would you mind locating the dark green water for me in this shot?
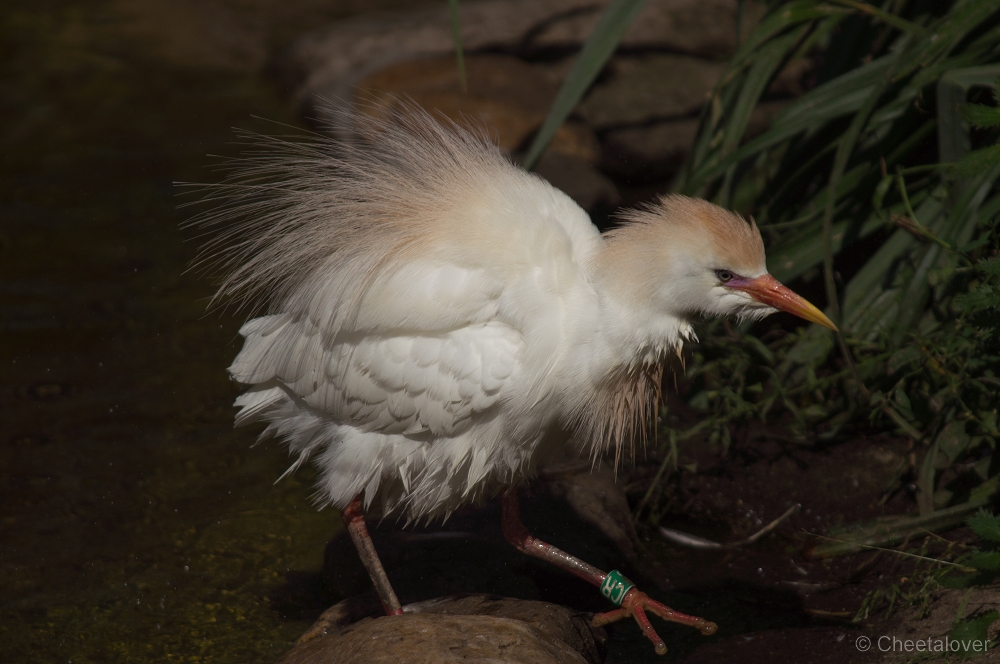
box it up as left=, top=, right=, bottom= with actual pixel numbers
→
left=0, top=2, right=425, bottom=661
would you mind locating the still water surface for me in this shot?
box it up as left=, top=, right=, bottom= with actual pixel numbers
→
left=2, top=2, right=430, bottom=661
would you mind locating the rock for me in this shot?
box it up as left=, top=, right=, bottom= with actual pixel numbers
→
left=532, top=152, right=619, bottom=212
left=543, top=466, right=640, bottom=564
left=278, top=0, right=761, bottom=109
left=531, top=0, right=763, bottom=56
left=315, top=530, right=373, bottom=604
left=601, top=101, right=789, bottom=181
left=745, top=101, right=789, bottom=139
left=350, top=54, right=615, bottom=210
left=281, top=0, right=582, bottom=107
left=355, top=54, right=599, bottom=161
left=280, top=595, right=606, bottom=664
left=602, top=118, right=700, bottom=181
left=769, top=57, right=813, bottom=98
left=578, top=55, right=725, bottom=128
left=307, top=484, right=645, bottom=617
left=106, top=0, right=444, bottom=73
left=539, top=460, right=671, bottom=590
left=274, top=0, right=773, bottom=197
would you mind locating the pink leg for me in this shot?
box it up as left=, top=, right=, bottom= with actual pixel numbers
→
left=501, top=490, right=716, bottom=655
left=342, top=495, right=403, bottom=616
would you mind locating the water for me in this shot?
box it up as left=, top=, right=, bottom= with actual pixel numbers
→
left=1, top=2, right=424, bottom=661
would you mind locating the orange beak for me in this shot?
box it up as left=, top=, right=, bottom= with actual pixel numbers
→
left=732, top=274, right=838, bottom=331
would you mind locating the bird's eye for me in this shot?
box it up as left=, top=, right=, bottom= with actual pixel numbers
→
left=715, top=270, right=735, bottom=283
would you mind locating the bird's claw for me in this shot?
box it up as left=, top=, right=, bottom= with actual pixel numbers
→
left=591, top=587, right=717, bottom=656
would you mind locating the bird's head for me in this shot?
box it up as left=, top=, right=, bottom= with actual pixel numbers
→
left=599, top=195, right=837, bottom=331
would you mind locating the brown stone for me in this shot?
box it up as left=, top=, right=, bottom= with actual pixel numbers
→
left=283, top=0, right=585, bottom=107
left=578, top=55, right=726, bottom=128
left=601, top=101, right=788, bottom=181
left=746, top=101, right=788, bottom=139
left=279, top=0, right=762, bottom=109
left=531, top=0, right=762, bottom=55
left=532, top=152, right=619, bottom=212
left=603, top=119, right=701, bottom=180
left=106, top=0, right=441, bottom=73
left=356, top=55, right=574, bottom=155
left=351, top=54, right=615, bottom=210
left=280, top=595, right=605, bottom=664
left=769, top=58, right=813, bottom=98
left=545, top=466, right=640, bottom=564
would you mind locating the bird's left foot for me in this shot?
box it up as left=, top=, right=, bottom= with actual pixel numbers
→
left=591, top=587, right=717, bottom=655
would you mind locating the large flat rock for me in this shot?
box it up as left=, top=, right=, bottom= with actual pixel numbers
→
left=577, top=55, right=726, bottom=128
left=279, top=595, right=605, bottom=664
left=279, top=0, right=760, bottom=107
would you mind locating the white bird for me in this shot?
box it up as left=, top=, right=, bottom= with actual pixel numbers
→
left=192, top=106, right=836, bottom=655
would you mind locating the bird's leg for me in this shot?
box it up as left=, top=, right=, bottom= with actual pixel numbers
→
left=501, top=490, right=716, bottom=655
left=342, top=495, right=403, bottom=616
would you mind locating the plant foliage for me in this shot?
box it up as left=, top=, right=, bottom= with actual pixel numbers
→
left=522, top=0, right=647, bottom=170
left=943, top=508, right=1000, bottom=587
left=527, top=0, right=1000, bottom=524
left=663, top=0, right=1000, bottom=517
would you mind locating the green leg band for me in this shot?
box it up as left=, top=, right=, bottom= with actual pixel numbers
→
left=599, top=569, right=635, bottom=606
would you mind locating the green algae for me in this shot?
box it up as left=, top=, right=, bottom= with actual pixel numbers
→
left=1, top=469, right=335, bottom=663
left=0, top=1, right=393, bottom=661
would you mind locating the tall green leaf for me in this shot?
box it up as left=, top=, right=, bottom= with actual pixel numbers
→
left=447, top=0, right=467, bottom=93
left=522, top=0, right=647, bottom=170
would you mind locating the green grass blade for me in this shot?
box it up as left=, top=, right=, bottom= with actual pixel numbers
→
left=681, top=9, right=846, bottom=191
left=898, top=1, right=1000, bottom=80
left=768, top=214, right=885, bottom=284
left=828, top=0, right=928, bottom=37
left=820, top=69, right=891, bottom=325
left=722, top=31, right=805, bottom=157
left=893, top=243, right=943, bottom=339
left=961, top=103, right=1000, bottom=128
left=522, top=0, right=647, bottom=170
left=939, top=65, right=1000, bottom=163
left=805, top=496, right=996, bottom=558
left=951, top=144, right=1000, bottom=178
left=837, top=176, right=986, bottom=340
left=447, top=0, right=467, bottom=93
left=728, top=1, right=846, bottom=70
left=968, top=508, right=1000, bottom=543
left=846, top=287, right=905, bottom=340
left=934, top=64, right=1000, bottom=94
left=685, top=55, right=895, bottom=190
left=715, top=27, right=808, bottom=204
left=942, top=158, right=1000, bottom=251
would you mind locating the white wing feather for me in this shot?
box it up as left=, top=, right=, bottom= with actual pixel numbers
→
left=212, top=107, right=601, bottom=519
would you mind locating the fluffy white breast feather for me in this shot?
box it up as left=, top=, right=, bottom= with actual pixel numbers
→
left=190, top=107, right=757, bottom=521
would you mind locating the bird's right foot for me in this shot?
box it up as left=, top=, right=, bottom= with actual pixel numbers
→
left=591, top=587, right=717, bottom=655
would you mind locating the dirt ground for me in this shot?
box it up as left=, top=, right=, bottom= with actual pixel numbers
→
left=271, top=426, right=998, bottom=662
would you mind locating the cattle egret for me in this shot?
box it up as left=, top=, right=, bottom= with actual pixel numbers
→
left=193, top=106, right=837, bottom=655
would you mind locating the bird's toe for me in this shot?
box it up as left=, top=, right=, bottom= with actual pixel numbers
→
left=591, top=587, right=716, bottom=655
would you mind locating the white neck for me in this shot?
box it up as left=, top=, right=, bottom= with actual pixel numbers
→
left=570, top=246, right=696, bottom=384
